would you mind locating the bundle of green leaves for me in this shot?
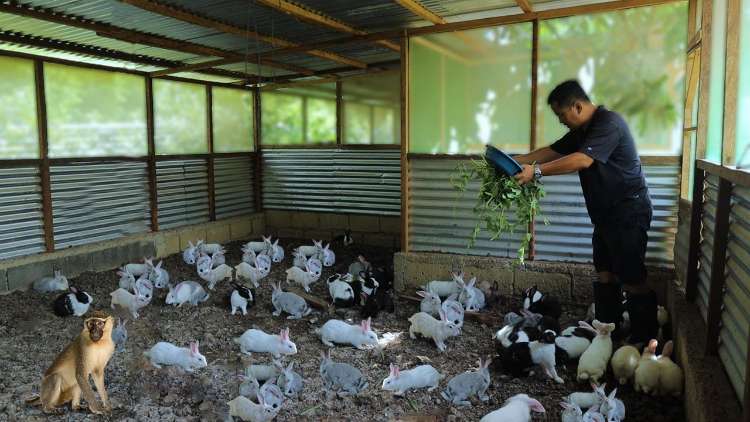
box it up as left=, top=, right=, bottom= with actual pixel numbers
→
left=451, top=158, right=546, bottom=264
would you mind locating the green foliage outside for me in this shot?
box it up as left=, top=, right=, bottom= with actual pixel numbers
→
left=153, top=79, right=208, bottom=155
left=261, top=91, right=303, bottom=144
left=0, top=56, right=38, bottom=158
left=213, top=87, right=254, bottom=153
left=738, top=1, right=750, bottom=168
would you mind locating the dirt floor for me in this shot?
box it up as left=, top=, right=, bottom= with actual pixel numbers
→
left=0, top=238, right=685, bottom=421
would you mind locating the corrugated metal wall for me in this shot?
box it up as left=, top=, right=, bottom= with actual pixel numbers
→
left=696, top=174, right=719, bottom=321
left=0, top=167, right=46, bottom=259
left=51, top=161, right=150, bottom=249
left=719, top=185, right=750, bottom=400
left=408, top=158, right=679, bottom=265
left=262, top=148, right=401, bottom=215
left=214, top=156, right=255, bottom=220
left=156, top=159, right=210, bottom=230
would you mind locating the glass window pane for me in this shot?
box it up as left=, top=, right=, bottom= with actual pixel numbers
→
left=706, top=0, right=727, bottom=162
left=154, top=79, right=207, bottom=155
left=261, top=91, right=303, bottom=144
left=45, top=63, right=146, bottom=157
left=537, top=4, right=688, bottom=155
left=0, top=56, right=38, bottom=158
left=342, top=71, right=400, bottom=144
left=307, top=97, right=336, bottom=142
left=735, top=0, right=750, bottom=168
left=212, top=87, right=254, bottom=152
left=409, top=23, right=533, bottom=154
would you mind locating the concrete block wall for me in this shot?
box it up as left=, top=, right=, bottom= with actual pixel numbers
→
left=0, top=213, right=265, bottom=293
left=264, top=210, right=400, bottom=249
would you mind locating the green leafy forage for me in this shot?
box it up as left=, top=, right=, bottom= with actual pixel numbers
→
left=451, top=158, right=546, bottom=264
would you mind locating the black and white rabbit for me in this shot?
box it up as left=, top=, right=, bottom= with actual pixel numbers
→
left=522, top=285, right=562, bottom=320
left=495, top=329, right=564, bottom=384
left=52, top=286, right=92, bottom=317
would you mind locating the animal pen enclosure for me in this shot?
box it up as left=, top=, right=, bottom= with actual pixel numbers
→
left=0, top=0, right=747, bottom=421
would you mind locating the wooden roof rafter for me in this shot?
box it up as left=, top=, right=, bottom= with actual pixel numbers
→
left=254, top=0, right=401, bottom=51
left=118, top=0, right=368, bottom=73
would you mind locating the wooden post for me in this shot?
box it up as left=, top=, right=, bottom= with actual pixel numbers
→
left=206, top=85, right=216, bottom=221
left=400, top=31, right=410, bottom=253
left=253, top=88, right=263, bottom=212
left=704, top=176, right=732, bottom=355
left=528, top=19, right=539, bottom=261
left=685, top=167, right=706, bottom=301
left=145, top=76, right=159, bottom=231
left=721, top=0, right=740, bottom=166
left=336, top=80, right=343, bottom=146
left=35, top=60, right=54, bottom=252
left=695, top=0, right=713, bottom=160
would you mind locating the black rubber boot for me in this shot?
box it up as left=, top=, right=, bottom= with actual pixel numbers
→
left=626, top=290, right=659, bottom=346
left=593, top=281, right=624, bottom=340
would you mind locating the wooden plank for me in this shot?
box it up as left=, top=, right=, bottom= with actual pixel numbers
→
left=252, top=60, right=400, bottom=87
left=253, top=89, right=263, bottom=213
left=336, top=81, right=343, bottom=146
left=146, top=77, right=159, bottom=232
left=704, top=177, right=732, bottom=355
left=696, top=0, right=713, bottom=160
left=722, top=0, right=740, bottom=166
left=120, top=0, right=365, bottom=69
left=400, top=33, right=410, bottom=253
left=150, top=58, right=243, bottom=77
left=697, top=159, right=750, bottom=187
left=0, top=159, right=42, bottom=168
left=260, top=143, right=340, bottom=150
left=685, top=167, right=706, bottom=301
left=47, top=156, right=148, bottom=164
left=516, top=0, right=534, bottom=14
left=35, top=60, right=54, bottom=252
left=394, top=0, right=445, bottom=24
left=255, top=0, right=400, bottom=52
left=640, top=156, right=683, bottom=165
left=206, top=86, right=216, bottom=222
left=528, top=20, right=539, bottom=261
left=687, top=0, right=697, bottom=37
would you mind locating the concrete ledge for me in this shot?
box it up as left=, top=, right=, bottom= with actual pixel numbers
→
left=0, top=213, right=264, bottom=294
left=667, top=281, right=742, bottom=422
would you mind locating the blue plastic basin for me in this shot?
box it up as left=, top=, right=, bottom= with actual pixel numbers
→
left=485, top=145, right=522, bottom=176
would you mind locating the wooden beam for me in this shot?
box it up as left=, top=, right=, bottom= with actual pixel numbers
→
left=255, top=0, right=400, bottom=52
left=528, top=20, right=539, bottom=260
left=516, top=0, right=535, bottom=14
left=206, top=86, right=216, bottom=222
left=150, top=58, right=242, bottom=77
left=251, top=59, right=400, bottom=87
left=336, top=81, right=343, bottom=145
left=253, top=89, right=263, bottom=212
left=400, top=33, right=410, bottom=253
left=704, top=176, right=732, bottom=355
left=119, top=0, right=367, bottom=69
left=34, top=60, right=54, bottom=252
left=145, top=77, right=159, bottom=232
left=394, top=0, right=446, bottom=24
left=696, top=0, right=713, bottom=160
left=722, top=0, right=740, bottom=166
left=697, top=159, right=750, bottom=187
left=684, top=167, right=706, bottom=302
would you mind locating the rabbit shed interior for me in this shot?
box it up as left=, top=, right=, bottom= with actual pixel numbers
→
left=0, top=0, right=748, bottom=421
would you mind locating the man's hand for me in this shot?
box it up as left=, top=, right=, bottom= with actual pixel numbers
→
left=514, top=164, right=535, bottom=185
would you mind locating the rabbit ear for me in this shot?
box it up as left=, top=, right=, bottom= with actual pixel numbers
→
left=438, top=310, right=446, bottom=321
left=662, top=340, right=674, bottom=357
left=560, top=401, right=573, bottom=410
left=189, top=342, right=197, bottom=354
left=416, top=291, right=427, bottom=298
left=468, top=277, right=476, bottom=287
left=188, top=241, right=194, bottom=248
left=287, top=362, right=294, bottom=372
left=256, top=391, right=266, bottom=406
left=393, top=365, right=400, bottom=377
left=608, top=388, right=617, bottom=401
left=366, top=317, right=371, bottom=330
left=525, top=397, right=545, bottom=413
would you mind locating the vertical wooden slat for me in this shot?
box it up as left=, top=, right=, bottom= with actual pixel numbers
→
left=528, top=19, right=539, bottom=261
left=685, top=167, right=706, bottom=301
left=705, top=176, right=732, bottom=355
left=400, top=32, right=410, bottom=253
left=336, top=80, right=343, bottom=145
left=253, top=88, right=263, bottom=212
left=721, top=0, right=740, bottom=165
left=35, top=60, right=54, bottom=252
left=695, top=0, right=713, bottom=160
left=145, top=76, right=159, bottom=232
left=206, top=86, right=216, bottom=221
left=687, top=0, right=698, bottom=39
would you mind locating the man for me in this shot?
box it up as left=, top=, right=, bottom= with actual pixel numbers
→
left=512, top=80, right=657, bottom=345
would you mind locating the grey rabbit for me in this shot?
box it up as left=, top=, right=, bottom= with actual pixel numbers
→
left=275, top=361, right=304, bottom=397
left=441, top=357, right=491, bottom=406
left=319, top=349, right=368, bottom=397
left=271, top=282, right=312, bottom=319
left=258, top=378, right=285, bottom=411
left=111, top=318, right=128, bottom=352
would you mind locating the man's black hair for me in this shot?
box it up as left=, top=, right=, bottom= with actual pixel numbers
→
left=547, top=80, right=591, bottom=108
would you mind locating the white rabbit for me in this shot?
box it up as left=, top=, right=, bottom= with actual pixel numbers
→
left=285, top=262, right=317, bottom=292
left=455, top=275, right=485, bottom=311
left=556, top=324, right=595, bottom=361
left=144, top=341, right=207, bottom=372
left=133, top=276, right=153, bottom=302
left=196, top=253, right=213, bottom=277
left=441, top=293, right=465, bottom=330
left=598, top=387, right=625, bottom=422
left=230, top=283, right=254, bottom=316
left=577, top=320, right=615, bottom=384
left=227, top=394, right=279, bottom=422
left=183, top=240, right=202, bottom=265
left=117, top=267, right=136, bottom=290
left=381, top=363, right=442, bottom=396
left=245, top=236, right=272, bottom=254
left=255, top=254, right=272, bottom=276
left=238, top=374, right=260, bottom=399
left=305, top=257, right=323, bottom=279
left=165, top=281, right=210, bottom=307
left=111, top=318, right=127, bottom=352
left=565, top=382, right=606, bottom=410
left=441, top=358, right=491, bottom=406
left=197, top=240, right=222, bottom=255
left=424, top=272, right=462, bottom=298
left=634, top=339, right=660, bottom=395
left=560, top=401, right=583, bottom=422
left=243, top=246, right=260, bottom=266
left=417, top=290, right=442, bottom=315
left=293, top=249, right=308, bottom=269
left=147, top=260, right=170, bottom=288
left=408, top=310, right=461, bottom=352
left=657, top=305, right=669, bottom=342
left=258, top=378, right=284, bottom=411
left=319, top=349, right=368, bottom=397
left=199, top=263, right=233, bottom=290
left=479, top=393, right=546, bottom=422
left=271, top=282, right=312, bottom=319
left=327, top=274, right=355, bottom=307
left=316, top=317, right=378, bottom=349
left=656, top=340, right=683, bottom=397
left=234, top=328, right=297, bottom=358
left=275, top=361, right=304, bottom=397
left=611, top=344, right=640, bottom=385
left=33, top=270, right=69, bottom=293
left=297, top=240, right=322, bottom=257
left=245, top=359, right=282, bottom=382
left=110, top=288, right=150, bottom=319
left=235, top=262, right=265, bottom=288
left=582, top=405, right=607, bottom=422
left=211, top=250, right=226, bottom=267
left=267, top=238, right=284, bottom=263
left=125, top=257, right=152, bottom=277
left=315, top=243, right=335, bottom=267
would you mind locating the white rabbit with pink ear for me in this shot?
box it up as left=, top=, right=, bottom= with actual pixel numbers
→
left=143, top=341, right=207, bottom=372
left=560, top=401, right=583, bottom=422
left=183, top=240, right=201, bottom=265
left=577, top=320, right=616, bottom=384
left=117, top=267, right=136, bottom=290
left=125, top=257, right=153, bottom=277
left=234, top=328, right=298, bottom=358
left=315, top=242, right=335, bottom=267
left=33, top=269, right=69, bottom=293
left=285, top=261, right=318, bottom=292
left=479, top=394, right=546, bottom=422
left=381, top=364, right=442, bottom=396
left=408, top=310, right=461, bottom=352
left=417, top=290, right=442, bottom=315
left=110, top=287, right=150, bottom=319
left=656, top=340, right=683, bottom=397
left=147, top=260, right=170, bottom=289
left=228, top=393, right=279, bottom=422
left=315, top=317, right=378, bottom=349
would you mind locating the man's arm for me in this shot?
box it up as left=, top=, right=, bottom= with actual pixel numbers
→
left=514, top=152, right=594, bottom=184
left=513, top=147, right=563, bottom=165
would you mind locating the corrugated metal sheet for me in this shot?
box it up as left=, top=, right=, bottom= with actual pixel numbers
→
left=696, top=174, right=719, bottom=321
left=409, top=159, right=679, bottom=264
left=719, top=185, right=750, bottom=401
left=0, top=167, right=46, bottom=260
left=262, top=148, right=400, bottom=215
left=214, top=156, right=255, bottom=219
left=50, top=161, right=150, bottom=249
left=156, top=159, right=210, bottom=229
left=535, top=165, right=679, bottom=264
